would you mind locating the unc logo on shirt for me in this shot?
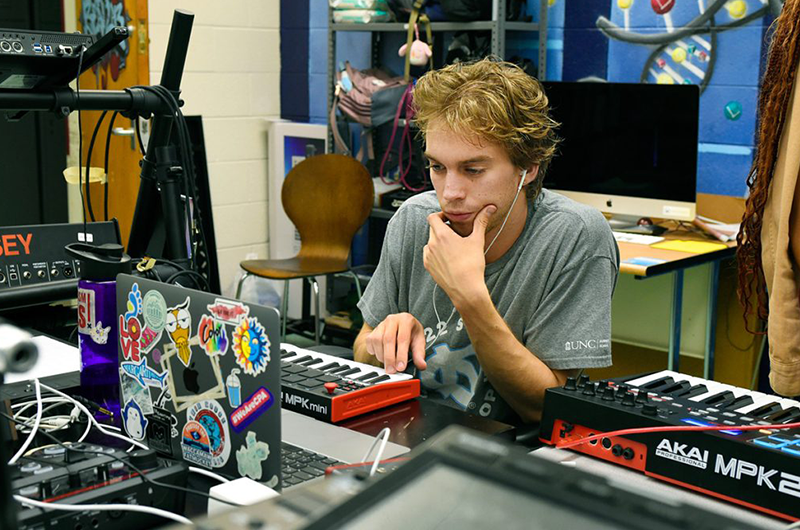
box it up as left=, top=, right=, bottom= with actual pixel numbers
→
left=419, top=343, right=481, bottom=410
left=565, top=339, right=610, bottom=351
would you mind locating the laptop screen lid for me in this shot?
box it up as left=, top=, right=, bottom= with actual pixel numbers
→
left=115, top=274, right=281, bottom=487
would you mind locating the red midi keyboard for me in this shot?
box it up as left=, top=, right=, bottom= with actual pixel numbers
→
left=280, top=344, right=420, bottom=423
left=540, top=370, right=800, bottom=521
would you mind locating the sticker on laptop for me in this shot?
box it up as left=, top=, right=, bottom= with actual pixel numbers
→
left=164, top=297, right=200, bottom=367
left=198, top=314, right=229, bottom=356
left=119, top=314, right=143, bottom=362
left=181, top=420, right=213, bottom=468
left=226, top=369, right=242, bottom=408
left=124, top=283, right=143, bottom=321
left=230, top=387, right=274, bottom=433
left=186, top=400, right=231, bottom=468
left=232, top=317, right=271, bottom=376
left=147, top=407, right=178, bottom=457
left=142, top=290, right=167, bottom=333
left=236, top=431, right=270, bottom=481
left=207, top=298, right=249, bottom=324
left=139, top=326, right=162, bottom=354
left=120, top=374, right=154, bottom=415
left=161, top=346, right=225, bottom=413
left=120, top=357, right=168, bottom=389
left=122, top=399, right=148, bottom=441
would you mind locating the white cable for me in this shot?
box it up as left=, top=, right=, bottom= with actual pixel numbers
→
left=784, top=520, right=800, bottom=530
left=189, top=466, right=230, bottom=483
left=9, top=379, right=42, bottom=465
left=14, top=495, right=193, bottom=526
left=360, top=427, right=391, bottom=477
left=38, top=382, right=148, bottom=450
left=12, top=396, right=70, bottom=411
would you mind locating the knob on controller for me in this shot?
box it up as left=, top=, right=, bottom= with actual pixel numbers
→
left=324, top=382, right=338, bottom=395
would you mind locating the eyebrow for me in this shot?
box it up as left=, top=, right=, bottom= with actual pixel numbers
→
left=424, top=154, right=493, bottom=165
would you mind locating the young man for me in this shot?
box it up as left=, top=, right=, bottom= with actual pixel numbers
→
left=354, top=59, right=619, bottom=424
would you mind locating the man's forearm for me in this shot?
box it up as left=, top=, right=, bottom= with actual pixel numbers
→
left=454, top=290, right=566, bottom=423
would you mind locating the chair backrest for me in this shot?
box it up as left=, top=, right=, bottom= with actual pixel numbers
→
left=282, top=154, right=374, bottom=263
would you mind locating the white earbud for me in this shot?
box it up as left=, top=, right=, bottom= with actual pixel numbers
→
left=517, top=168, right=528, bottom=191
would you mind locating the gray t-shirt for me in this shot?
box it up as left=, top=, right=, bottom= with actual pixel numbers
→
left=357, top=189, right=619, bottom=424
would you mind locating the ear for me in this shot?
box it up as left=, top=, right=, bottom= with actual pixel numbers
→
left=398, top=43, right=408, bottom=57
left=523, top=165, right=539, bottom=186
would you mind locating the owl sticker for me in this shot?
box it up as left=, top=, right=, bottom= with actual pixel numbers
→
left=166, top=297, right=193, bottom=366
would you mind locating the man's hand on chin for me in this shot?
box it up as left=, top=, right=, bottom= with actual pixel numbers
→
left=423, top=204, right=496, bottom=305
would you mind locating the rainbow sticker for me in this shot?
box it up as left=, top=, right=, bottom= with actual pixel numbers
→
left=232, top=317, right=271, bottom=376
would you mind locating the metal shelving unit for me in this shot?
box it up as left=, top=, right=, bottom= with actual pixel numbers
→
left=326, top=0, right=549, bottom=152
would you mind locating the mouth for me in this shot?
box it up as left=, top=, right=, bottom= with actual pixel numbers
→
left=445, top=211, right=473, bottom=223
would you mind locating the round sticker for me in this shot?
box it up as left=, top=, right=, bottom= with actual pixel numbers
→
left=143, top=290, right=167, bottom=333
left=187, top=400, right=231, bottom=468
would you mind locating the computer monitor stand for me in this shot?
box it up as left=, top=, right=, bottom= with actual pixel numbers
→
left=607, top=215, right=668, bottom=236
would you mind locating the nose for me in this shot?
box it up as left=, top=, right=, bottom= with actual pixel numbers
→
left=440, top=172, right=467, bottom=202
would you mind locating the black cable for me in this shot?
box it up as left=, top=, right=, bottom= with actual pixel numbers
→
left=85, top=110, right=108, bottom=222
left=103, top=111, right=119, bottom=222
left=131, top=85, right=211, bottom=287
left=0, top=410, right=240, bottom=507
left=134, top=116, right=145, bottom=156
left=76, top=47, right=86, bottom=237
left=164, top=269, right=210, bottom=290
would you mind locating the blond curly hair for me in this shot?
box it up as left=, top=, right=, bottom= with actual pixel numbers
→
left=412, top=57, right=560, bottom=200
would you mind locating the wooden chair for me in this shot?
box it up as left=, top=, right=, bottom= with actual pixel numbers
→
left=236, top=154, right=373, bottom=344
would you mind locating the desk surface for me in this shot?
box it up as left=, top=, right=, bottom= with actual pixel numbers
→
left=340, top=397, right=516, bottom=449
left=618, top=230, right=736, bottom=277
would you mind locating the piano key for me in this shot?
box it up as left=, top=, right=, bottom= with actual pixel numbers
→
left=317, top=362, right=340, bottom=372
left=675, top=384, right=708, bottom=398
left=625, top=370, right=680, bottom=388
left=698, top=390, right=734, bottom=406
left=300, top=358, right=323, bottom=366
left=749, top=402, right=785, bottom=419
left=765, top=407, right=800, bottom=424
left=370, top=375, right=391, bottom=383
left=659, top=380, right=692, bottom=395
left=282, top=349, right=298, bottom=359
left=641, top=376, right=676, bottom=391
left=292, top=355, right=313, bottom=365
left=327, top=365, right=352, bottom=374
left=356, top=372, right=380, bottom=382
left=779, top=408, right=800, bottom=424
left=717, top=394, right=754, bottom=411
left=339, top=367, right=361, bottom=377
left=735, top=395, right=783, bottom=415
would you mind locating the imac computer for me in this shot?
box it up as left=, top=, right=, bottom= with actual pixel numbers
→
left=541, top=81, right=699, bottom=233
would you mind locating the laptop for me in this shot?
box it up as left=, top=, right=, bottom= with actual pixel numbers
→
left=115, top=274, right=407, bottom=490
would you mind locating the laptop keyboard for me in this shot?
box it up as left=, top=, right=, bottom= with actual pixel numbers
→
left=281, top=442, right=344, bottom=489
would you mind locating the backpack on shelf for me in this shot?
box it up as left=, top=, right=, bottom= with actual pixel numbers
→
left=330, top=62, right=408, bottom=161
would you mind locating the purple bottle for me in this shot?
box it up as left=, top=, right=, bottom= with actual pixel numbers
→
left=66, top=243, right=131, bottom=425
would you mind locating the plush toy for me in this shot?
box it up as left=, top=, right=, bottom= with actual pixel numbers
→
left=398, top=24, right=432, bottom=66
